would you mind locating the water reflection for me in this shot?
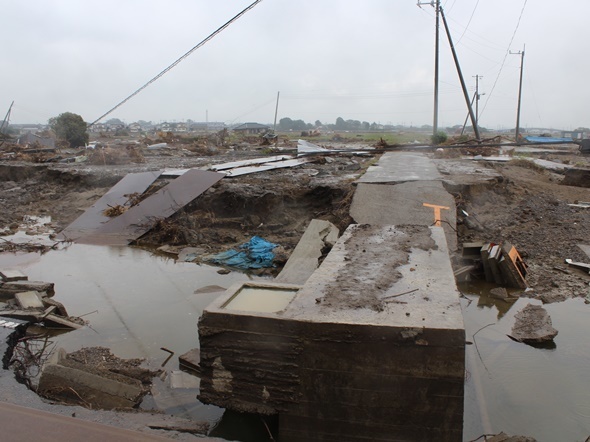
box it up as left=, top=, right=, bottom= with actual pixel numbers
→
left=460, top=281, right=520, bottom=319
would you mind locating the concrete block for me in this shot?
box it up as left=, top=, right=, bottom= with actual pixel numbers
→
left=276, top=219, right=339, bottom=285
left=0, top=270, right=28, bottom=282
left=0, top=281, right=55, bottom=298
left=38, top=349, right=143, bottom=410
left=14, top=291, right=44, bottom=309
left=198, top=225, right=465, bottom=441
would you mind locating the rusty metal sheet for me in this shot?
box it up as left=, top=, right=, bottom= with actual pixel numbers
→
left=57, top=171, right=162, bottom=242
left=77, top=169, right=224, bottom=246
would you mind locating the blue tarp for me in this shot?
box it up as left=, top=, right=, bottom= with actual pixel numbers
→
left=525, top=136, right=573, bottom=144
left=207, top=236, right=278, bottom=270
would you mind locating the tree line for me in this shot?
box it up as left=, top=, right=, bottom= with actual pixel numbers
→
left=278, top=117, right=390, bottom=132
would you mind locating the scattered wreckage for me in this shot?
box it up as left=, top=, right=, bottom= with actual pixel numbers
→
left=0, top=270, right=83, bottom=330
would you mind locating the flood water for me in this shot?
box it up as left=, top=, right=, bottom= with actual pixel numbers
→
left=461, top=281, right=590, bottom=441
left=2, top=238, right=590, bottom=441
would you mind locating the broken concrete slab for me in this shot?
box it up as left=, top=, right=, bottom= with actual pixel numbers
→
left=357, top=152, right=442, bottom=184
left=57, top=171, right=162, bottom=242
left=0, top=281, right=55, bottom=299
left=0, top=270, right=28, bottom=282
left=15, top=291, right=44, bottom=309
left=178, top=348, right=201, bottom=377
left=77, top=169, right=224, bottom=246
left=510, top=304, right=558, bottom=345
left=276, top=219, right=339, bottom=285
left=199, top=225, right=465, bottom=441
left=37, top=348, right=153, bottom=410
left=350, top=180, right=457, bottom=251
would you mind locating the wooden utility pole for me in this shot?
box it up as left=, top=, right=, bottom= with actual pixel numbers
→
left=511, top=46, right=525, bottom=143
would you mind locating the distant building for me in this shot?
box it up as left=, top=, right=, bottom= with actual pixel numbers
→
left=128, top=122, right=142, bottom=133
left=232, top=122, right=270, bottom=135
left=17, top=132, right=55, bottom=148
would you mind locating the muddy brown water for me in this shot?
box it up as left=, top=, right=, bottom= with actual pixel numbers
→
left=2, top=241, right=590, bottom=441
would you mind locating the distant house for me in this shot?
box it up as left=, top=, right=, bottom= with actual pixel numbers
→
left=128, top=123, right=142, bottom=133
left=233, top=122, right=270, bottom=135
left=17, top=132, right=55, bottom=148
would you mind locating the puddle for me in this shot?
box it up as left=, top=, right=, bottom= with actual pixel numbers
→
left=461, top=281, right=590, bottom=441
left=223, top=285, right=298, bottom=313
left=0, top=242, right=268, bottom=439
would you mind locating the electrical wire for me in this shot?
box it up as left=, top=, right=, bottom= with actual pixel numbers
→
left=479, top=0, right=528, bottom=119
left=455, top=0, right=480, bottom=44
left=89, top=0, right=264, bottom=127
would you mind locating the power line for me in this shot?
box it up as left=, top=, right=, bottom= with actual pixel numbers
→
left=480, top=0, right=528, bottom=119
left=89, top=0, right=264, bottom=127
left=455, top=0, right=480, bottom=44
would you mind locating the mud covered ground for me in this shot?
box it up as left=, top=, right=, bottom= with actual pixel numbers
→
left=451, top=155, right=590, bottom=303
left=1, top=140, right=589, bottom=300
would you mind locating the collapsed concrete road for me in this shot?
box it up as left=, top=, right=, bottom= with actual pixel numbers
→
left=198, top=152, right=466, bottom=441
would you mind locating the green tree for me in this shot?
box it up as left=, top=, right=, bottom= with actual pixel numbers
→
left=49, top=112, right=89, bottom=147
left=278, top=117, right=294, bottom=130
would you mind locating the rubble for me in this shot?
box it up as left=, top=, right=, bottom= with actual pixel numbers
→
left=461, top=241, right=527, bottom=289
left=509, top=304, right=558, bottom=346
left=0, top=270, right=84, bottom=329
left=37, top=347, right=160, bottom=410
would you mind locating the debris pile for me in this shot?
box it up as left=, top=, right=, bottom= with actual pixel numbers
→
left=0, top=270, right=84, bottom=330
left=460, top=241, right=527, bottom=289
left=37, top=347, right=160, bottom=410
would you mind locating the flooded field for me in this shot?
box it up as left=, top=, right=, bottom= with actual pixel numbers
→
left=1, top=240, right=590, bottom=441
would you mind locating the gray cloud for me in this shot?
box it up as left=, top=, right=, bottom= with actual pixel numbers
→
left=2, top=0, right=588, bottom=130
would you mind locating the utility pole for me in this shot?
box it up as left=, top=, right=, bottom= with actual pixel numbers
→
left=417, top=0, right=440, bottom=138
left=473, top=75, right=483, bottom=128
left=273, top=91, right=280, bottom=148
left=461, top=76, right=484, bottom=136
left=0, top=101, right=14, bottom=134
left=511, top=46, right=525, bottom=143
left=440, top=6, right=480, bottom=141
left=273, top=91, right=280, bottom=133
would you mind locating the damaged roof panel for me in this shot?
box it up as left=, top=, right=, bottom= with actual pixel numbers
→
left=77, top=169, right=224, bottom=246
left=57, top=171, right=162, bottom=242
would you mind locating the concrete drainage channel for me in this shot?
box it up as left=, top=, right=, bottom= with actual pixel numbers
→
left=1, top=147, right=590, bottom=441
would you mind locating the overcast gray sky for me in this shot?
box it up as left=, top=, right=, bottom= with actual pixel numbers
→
left=2, top=0, right=588, bottom=130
